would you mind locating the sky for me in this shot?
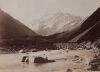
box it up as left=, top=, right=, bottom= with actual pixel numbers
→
left=0, top=0, right=100, bottom=28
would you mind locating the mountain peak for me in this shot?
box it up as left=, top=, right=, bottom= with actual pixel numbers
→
left=32, top=11, right=82, bottom=36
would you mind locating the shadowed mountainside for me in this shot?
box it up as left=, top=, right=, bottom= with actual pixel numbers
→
left=70, top=7, right=100, bottom=42
left=0, top=9, right=39, bottom=48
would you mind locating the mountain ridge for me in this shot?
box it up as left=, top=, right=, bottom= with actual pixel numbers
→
left=32, top=11, right=82, bottom=36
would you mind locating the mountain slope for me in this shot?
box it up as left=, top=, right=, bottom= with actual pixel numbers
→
left=0, top=9, right=38, bottom=46
left=78, top=21, right=100, bottom=42
left=69, top=7, right=100, bottom=42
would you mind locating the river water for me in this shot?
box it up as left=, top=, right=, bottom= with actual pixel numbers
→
left=0, top=54, right=68, bottom=72
left=0, top=50, right=92, bottom=72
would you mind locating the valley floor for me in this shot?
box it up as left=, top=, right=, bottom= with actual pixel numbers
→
left=0, top=49, right=99, bottom=72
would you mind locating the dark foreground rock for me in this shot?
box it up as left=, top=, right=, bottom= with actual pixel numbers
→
left=34, top=57, right=55, bottom=63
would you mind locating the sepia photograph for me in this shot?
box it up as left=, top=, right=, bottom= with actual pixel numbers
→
left=0, top=0, right=100, bottom=72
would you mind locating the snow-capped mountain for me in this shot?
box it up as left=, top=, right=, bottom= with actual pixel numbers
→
left=32, top=11, right=83, bottom=36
